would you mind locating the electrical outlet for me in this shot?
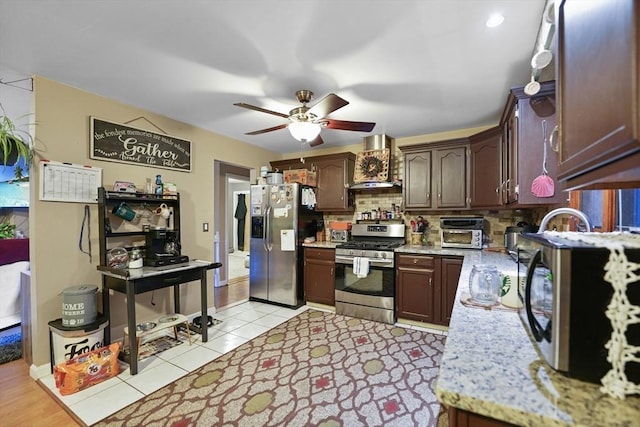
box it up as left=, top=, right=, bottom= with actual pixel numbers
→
left=203, top=222, right=209, bottom=232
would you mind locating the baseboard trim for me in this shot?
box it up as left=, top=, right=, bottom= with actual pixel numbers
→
left=30, top=362, right=51, bottom=380
left=227, top=275, right=249, bottom=286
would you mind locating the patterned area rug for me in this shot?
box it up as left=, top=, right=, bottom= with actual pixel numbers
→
left=95, top=310, right=447, bottom=427
left=0, top=331, right=22, bottom=365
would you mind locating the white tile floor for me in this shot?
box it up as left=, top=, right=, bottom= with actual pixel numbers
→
left=39, top=301, right=447, bottom=425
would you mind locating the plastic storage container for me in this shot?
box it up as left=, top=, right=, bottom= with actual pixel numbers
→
left=61, top=285, right=98, bottom=327
left=48, top=315, right=108, bottom=371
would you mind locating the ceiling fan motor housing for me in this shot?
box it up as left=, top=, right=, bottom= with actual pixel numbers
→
left=295, top=90, right=313, bottom=104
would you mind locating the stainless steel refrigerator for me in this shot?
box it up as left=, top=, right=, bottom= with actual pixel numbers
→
left=249, top=183, right=321, bottom=308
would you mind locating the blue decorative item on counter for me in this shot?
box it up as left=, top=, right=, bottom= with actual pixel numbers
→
left=155, top=174, right=163, bottom=195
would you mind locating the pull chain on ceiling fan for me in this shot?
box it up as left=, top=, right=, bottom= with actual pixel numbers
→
left=234, top=90, right=375, bottom=147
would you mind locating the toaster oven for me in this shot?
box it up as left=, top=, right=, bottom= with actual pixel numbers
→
left=330, top=229, right=350, bottom=243
left=440, top=216, right=484, bottom=249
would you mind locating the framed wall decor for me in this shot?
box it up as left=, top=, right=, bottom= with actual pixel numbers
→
left=90, top=117, right=192, bottom=172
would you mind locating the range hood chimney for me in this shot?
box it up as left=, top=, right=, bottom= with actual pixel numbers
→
left=350, top=134, right=400, bottom=190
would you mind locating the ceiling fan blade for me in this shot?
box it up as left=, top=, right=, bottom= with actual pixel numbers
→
left=309, top=135, right=324, bottom=147
left=234, top=102, right=290, bottom=119
left=307, top=93, right=349, bottom=118
left=324, top=119, right=376, bottom=133
left=245, top=123, right=288, bottom=135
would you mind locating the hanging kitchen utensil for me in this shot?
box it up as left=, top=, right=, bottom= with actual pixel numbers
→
left=531, top=120, right=555, bottom=197
left=524, top=75, right=541, bottom=96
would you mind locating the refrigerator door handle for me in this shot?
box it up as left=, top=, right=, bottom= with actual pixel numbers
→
left=262, top=205, right=269, bottom=252
left=265, top=205, right=273, bottom=251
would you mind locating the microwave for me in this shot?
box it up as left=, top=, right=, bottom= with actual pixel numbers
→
left=440, top=216, right=483, bottom=249
left=517, top=232, right=640, bottom=386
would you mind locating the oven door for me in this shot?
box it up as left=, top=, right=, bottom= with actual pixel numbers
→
left=334, top=256, right=394, bottom=298
left=334, top=255, right=395, bottom=323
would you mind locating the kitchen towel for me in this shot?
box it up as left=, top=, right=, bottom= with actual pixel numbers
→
left=353, top=256, right=370, bottom=278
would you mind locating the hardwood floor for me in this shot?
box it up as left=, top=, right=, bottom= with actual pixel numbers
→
left=0, top=359, right=81, bottom=426
left=0, top=278, right=250, bottom=426
left=214, top=276, right=249, bottom=309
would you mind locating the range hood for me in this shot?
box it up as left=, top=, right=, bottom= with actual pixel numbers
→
left=350, top=134, right=401, bottom=190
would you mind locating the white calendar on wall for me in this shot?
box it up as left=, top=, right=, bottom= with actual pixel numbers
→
left=39, top=160, right=102, bottom=203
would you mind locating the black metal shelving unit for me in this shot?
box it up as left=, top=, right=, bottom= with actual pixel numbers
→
left=97, top=187, right=182, bottom=265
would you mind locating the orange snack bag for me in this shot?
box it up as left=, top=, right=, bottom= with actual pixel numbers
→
left=53, top=342, right=121, bottom=395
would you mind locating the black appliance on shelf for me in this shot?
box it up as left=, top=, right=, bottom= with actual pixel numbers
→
left=144, top=229, right=189, bottom=267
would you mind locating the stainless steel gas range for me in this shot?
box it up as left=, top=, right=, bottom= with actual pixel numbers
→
left=334, top=223, right=405, bottom=324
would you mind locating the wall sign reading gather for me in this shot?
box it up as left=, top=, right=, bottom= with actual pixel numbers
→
left=90, top=117, right=192, bottom=172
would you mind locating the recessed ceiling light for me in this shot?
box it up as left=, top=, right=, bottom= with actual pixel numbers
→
left=486, top=13, right=504, bottom=28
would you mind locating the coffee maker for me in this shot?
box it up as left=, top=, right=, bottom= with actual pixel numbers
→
left=144, top=229, right=189, bottom=267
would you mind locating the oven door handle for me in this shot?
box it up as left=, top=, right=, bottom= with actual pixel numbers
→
left=335, top=255, right=394, bottom=267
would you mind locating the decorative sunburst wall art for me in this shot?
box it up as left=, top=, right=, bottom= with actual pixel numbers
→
left=354, top=148, right=390, bottom=183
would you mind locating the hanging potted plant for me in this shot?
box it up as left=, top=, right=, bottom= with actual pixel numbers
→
left=0, top=110, right=33, bottom=166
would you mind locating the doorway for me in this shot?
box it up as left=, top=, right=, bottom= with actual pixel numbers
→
left=228, top=183, right=250, bottom=282
left=213, top=161, right=252, bottom=308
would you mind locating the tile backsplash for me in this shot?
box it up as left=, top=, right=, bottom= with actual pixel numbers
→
left=322, top=192, right=559, bottom=247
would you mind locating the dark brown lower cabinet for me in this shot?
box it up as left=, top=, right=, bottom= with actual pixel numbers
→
left=396, top=254, right=463, bottom=326
left=448, top=406, right=516, bottom=427
left=303, top=248, right=335, bottom=305
left=396, top=254, right=437, bottom=323
left=440, top=256, right=463, bottom=324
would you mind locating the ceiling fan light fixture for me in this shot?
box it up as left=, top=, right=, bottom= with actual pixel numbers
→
left=288, top=121, right=321, bottom=142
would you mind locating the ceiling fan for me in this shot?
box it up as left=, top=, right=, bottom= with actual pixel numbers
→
left=234, top=90, right=376, bottom=147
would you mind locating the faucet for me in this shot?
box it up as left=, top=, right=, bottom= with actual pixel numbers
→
left=537, top=207, right=592, bottom=233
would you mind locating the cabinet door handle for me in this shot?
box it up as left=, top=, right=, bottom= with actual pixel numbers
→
left=330, top=267, right=334, bottom=276
left=549, top=125, right=559, bottom=153
left=429, top=277, right=432, bottom=286
left=413, top=258, right=418, bottom=264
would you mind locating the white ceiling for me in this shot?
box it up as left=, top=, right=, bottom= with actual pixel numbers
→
left=0, top=0, right=548, bottom=153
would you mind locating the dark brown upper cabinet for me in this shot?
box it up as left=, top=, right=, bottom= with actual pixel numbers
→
left=499, top=81, right=568, bottom=206
left=556, top=0, right=640, bottom=190
left=314, top=153, right=355, bottom=212
left=271, top=152, right=355, bottom=212
left=469, top=127, right=503, bottom=208
left=401, top=139, right=469, bottom=211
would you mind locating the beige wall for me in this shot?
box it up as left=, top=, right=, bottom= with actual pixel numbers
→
left=28, top=77, right=279, bottom=368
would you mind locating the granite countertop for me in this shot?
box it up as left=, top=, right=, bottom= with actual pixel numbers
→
left=302, top=241, right=339, bottom=249
left=97, top=259, right=220, bottom=279
left=434, top=250, right=640, bottom=426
